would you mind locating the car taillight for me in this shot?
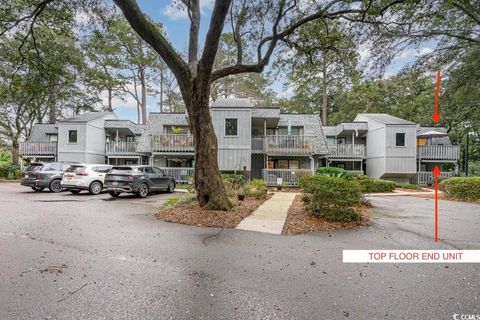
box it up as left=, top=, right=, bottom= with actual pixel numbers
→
left=75, top=168, right=89, bottom=176
left=35, top=172, right=40, bottom=179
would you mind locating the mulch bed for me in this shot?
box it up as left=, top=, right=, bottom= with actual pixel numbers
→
left=156, top=195, right=271, bottom=228
left=281, top=195, right=370, bottom=235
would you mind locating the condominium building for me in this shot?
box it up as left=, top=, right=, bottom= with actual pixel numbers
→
left=20, top=99, right=460, bottom=185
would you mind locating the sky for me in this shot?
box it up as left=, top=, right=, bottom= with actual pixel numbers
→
left=107, top=0, right=431, bottom=122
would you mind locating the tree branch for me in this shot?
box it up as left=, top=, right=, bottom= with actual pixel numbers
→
left=187, top=0, right=200, bottom=70
left=113, top=0, right=190, bottom=86
left=198, top=0, right=232, bottom=79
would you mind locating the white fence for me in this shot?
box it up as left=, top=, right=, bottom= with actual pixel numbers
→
left=19, top=142, right=57, bottom=156
left=151, top=134, right=194, bottom=152
left=261, top=168, right=313, bottom=186
left=328, top=144, right=366, bottom=158
left=410, top=171, right=456, bottom=185
left=417, top=145, right=460, bottom=160
left=159, top=167, right=194, bottom=184
left=105, top=142, right=139, bottom=154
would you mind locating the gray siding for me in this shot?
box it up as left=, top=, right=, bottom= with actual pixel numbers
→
left=212, top=108, right=252, bottom=170
left=57, top=123, right=88, bottom=163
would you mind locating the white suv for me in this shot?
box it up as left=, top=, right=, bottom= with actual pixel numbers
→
left=61, top=164, right=112, bottom=195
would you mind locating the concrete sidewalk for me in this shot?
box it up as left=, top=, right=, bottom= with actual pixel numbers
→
left=235, top=192, right=298, bottom=234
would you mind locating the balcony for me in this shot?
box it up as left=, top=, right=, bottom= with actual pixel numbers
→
left=417, top=145, right=460, bottom=161
left=150, top=134, right=194, bottom=153
left=410, top=171, right=456, bottom=185
left=253, top=135, right=316, bottom=155
left=19, top=142, right=57, bottom=156
left=328, top=144, right=366, bottom=159
left=105, top=142, right=141, bottom=155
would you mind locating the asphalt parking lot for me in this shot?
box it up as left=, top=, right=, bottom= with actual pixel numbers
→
left=1, top=183, right=479, bottom=319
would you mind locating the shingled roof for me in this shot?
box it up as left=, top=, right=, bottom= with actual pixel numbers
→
left=357, top=113, right=416, bottom=125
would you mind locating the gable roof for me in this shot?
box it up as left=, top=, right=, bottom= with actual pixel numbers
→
left=356, top=113, right=416, bottom=125
left=59, top=111, right=115, bottom=123
left=28, top=123, right=58, bottom=142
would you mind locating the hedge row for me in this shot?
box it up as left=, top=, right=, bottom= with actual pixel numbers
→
left=0, top=165, right=21, bottom=180
left=352, top=175, right=396, bottom=193
left=300, top=175, right=362, bottom=222
left=439, top=177, right=480, bottom=201
left=243, top=179, right=267, bottom=199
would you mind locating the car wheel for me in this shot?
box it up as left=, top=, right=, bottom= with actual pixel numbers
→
left=89, top=181, right=103, bottom=195
left=137, top=183, right=149, bottom=198
left=31, top=186, right=44, bottom=192
left=167, top=181, right=175, bottom=193
left=109, top=191, right=120, bottom=198
left=70, top=190, right=81, bottom=194
left=49, top=179, right=62, bottom=193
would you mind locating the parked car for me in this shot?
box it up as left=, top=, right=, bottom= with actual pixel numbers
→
left=21, top=162, right=77, bottom=192
left=61, top=164, right=113, bottom=195
left=104, top=165, right=175, bottom=198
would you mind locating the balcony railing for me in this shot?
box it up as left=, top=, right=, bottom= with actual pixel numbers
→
left=19, top=142, right=57, bottom=156
left=410, top=171, right=456, bottom=185
left=417, top=145, right=460, bottom=161
left=264, top=135, right=316, bottom=154
left=328, top=144, right=366, bottom=159
left=105, top=142, right=139, bottom=155
left=262, top=168, right=313, bottom=186
left=251, top=138, right=264, bottom=153
left=151, top=134, right=194, bottom=152
left=159, top=167, right=194, bottom=183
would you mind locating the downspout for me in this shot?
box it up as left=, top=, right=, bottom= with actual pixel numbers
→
left=309, top=155, right=315, bottom=175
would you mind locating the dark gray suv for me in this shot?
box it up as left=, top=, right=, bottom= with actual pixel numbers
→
left=21, top=162, right=77, bottom=192
left=104, top=165, right=175, bottom=198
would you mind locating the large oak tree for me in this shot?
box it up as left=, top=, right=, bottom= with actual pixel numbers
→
left=2, top=0, right=407, bottom=209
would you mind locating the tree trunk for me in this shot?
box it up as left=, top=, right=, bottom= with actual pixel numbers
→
left=140, top=68, right=147, bottom=124
left=11, top=138, right=19, bottom=166
left=321, top=85, right=328, bottom=126
left=107, top=89, right=113, bottom=112
left=183, top=79, right=231, bottom=210
left=159, top=69, right=164, bottom=112
left=48, top=86, right=57, bottom=124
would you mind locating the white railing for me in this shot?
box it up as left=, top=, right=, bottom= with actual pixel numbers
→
left=417, top=145, right=460, bottom=160
left=19, top=142, right=57, bottom=156
left=348, top=170, right=364, bottom=175
left=410, top=171, right=456, bottom=185
left=262, top=168, right=313, bottom=186
left=151, top=134, right=194, bottom=152
left=159, top=167, right=194, bottom=183
left=251, top=138, right=264, bottom=153
left=105, top=142, right=139, bottom=154
left=264, top=135, right=316, bottom=154
left=328, top=144, right=366, bottom=158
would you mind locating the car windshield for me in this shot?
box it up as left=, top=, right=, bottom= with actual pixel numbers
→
left=111, top=167, right=133, bottom=174
left=25, top=164, right=43, bottom=172
left=65, top=165, right=85, bottom=173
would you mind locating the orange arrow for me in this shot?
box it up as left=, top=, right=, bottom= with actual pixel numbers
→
left=432, top=70, right=441, bottom=123
left=432, top=165, right=441, bottom=242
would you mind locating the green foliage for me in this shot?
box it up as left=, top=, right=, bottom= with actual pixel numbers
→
left=0, top=151, right=11, bottom=166
left=439, top=177, right=480, bottom=201
left=352, top=175, right=396, bottom=193
left=0, top=165, right=21, bottom=180
left=243, top=179, right=267, bottom=199
left=315, top=167, right=352, bottom=179
left=300, top=175, right=361, bottom=222
left=396, top=183, right=422, bottom=190
left=221, top=174, right=246, bottom=197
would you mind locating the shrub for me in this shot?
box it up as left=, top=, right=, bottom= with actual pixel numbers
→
left=221, top=174, right=246, bottom=197
left=300, top=175, right=362, bottom=222
left=0, top=165, right=20, bottom=180
left=439, top=177, right=480, bottom=201
left=352, top=175, right=396, bottom=193
left=315, top=167, right=352, bottom=180
left=396, top=183, right=422, bottom=190
left=243, top=179, right=267, bottom=199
